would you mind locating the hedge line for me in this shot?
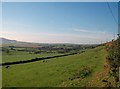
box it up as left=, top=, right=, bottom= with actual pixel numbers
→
left=106, top=35, right=120, bottom=86
left=1, top=52, right=79, bottom=66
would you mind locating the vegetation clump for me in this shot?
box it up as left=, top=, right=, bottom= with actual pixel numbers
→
left=69, top=66, right=92, bottom=80
left=106, top=34, right=120, bottom=86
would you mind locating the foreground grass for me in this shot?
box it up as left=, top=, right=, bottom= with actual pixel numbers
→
left=2, top=46, right=106, bottom=87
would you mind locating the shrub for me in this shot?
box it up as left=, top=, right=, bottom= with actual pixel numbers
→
left=106, top=35, right=120, bottom=85
left=69, top=66, right=92, bottom=80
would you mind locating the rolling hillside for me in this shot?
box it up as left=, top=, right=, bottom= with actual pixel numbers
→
left=2, top=46, right=111, bottom=87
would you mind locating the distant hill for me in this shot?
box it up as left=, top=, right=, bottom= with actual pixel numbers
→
left=0, top=37, right=41, bottom=48
left=0, top=37, right=17, bottom=43
left=0, top=37, right=100, bottom=48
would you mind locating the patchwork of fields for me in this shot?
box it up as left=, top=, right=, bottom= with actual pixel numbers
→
left=2, top=46, right=107, bottom=87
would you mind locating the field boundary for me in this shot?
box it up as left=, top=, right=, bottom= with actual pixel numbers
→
left=1, top=52, right=79, bottom=66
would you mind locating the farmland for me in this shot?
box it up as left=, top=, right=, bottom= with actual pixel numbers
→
left=1, top=2, right=119, bottom=88
left=1, top=43, right=96, bottom=63
left=2, top=45, right=108, bottom=87
left=1, top=37, right=115, bottom=87
left=2, top=51, right=64, bottom=63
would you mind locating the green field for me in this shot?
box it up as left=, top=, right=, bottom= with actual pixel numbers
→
left=2, top=51, right=64, bottom=63
left=2, top=46, right=106, bottom=87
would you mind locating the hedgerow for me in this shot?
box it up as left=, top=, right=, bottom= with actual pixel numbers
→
left=106, top=35, right=120, bottom=86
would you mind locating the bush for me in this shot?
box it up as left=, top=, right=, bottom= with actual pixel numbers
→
left=106, top=35, right=120, bottom=85
left=69, top=66, right=92, bottom=80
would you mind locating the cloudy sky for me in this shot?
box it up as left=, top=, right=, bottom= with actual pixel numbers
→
left=1, top=2, right=118, bottom=44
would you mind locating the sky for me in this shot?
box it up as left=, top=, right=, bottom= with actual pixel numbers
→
left=1, top=2, right=118, bottom=44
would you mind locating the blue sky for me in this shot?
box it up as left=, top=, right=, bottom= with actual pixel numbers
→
left=1, top=2, right=118, bottom=44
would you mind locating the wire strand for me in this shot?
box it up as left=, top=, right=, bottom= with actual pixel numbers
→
left=106, top=1, right=118, bottom=25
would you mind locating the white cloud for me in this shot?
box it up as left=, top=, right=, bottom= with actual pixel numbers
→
left=74, top=29, right=92, bottom=33
left=74, top=28, right=107, bottom=34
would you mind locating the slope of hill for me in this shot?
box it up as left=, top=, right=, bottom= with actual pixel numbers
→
left=2, top=46, right=110, bottom=87
left=0, top=37, right=17, bottom=43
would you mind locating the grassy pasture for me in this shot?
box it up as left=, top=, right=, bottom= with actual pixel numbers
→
left=2, top=46, right=87, bottom=63
left=2, top=46, right=106, bottom=87
left=2, top=51, right=64, bottom=63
